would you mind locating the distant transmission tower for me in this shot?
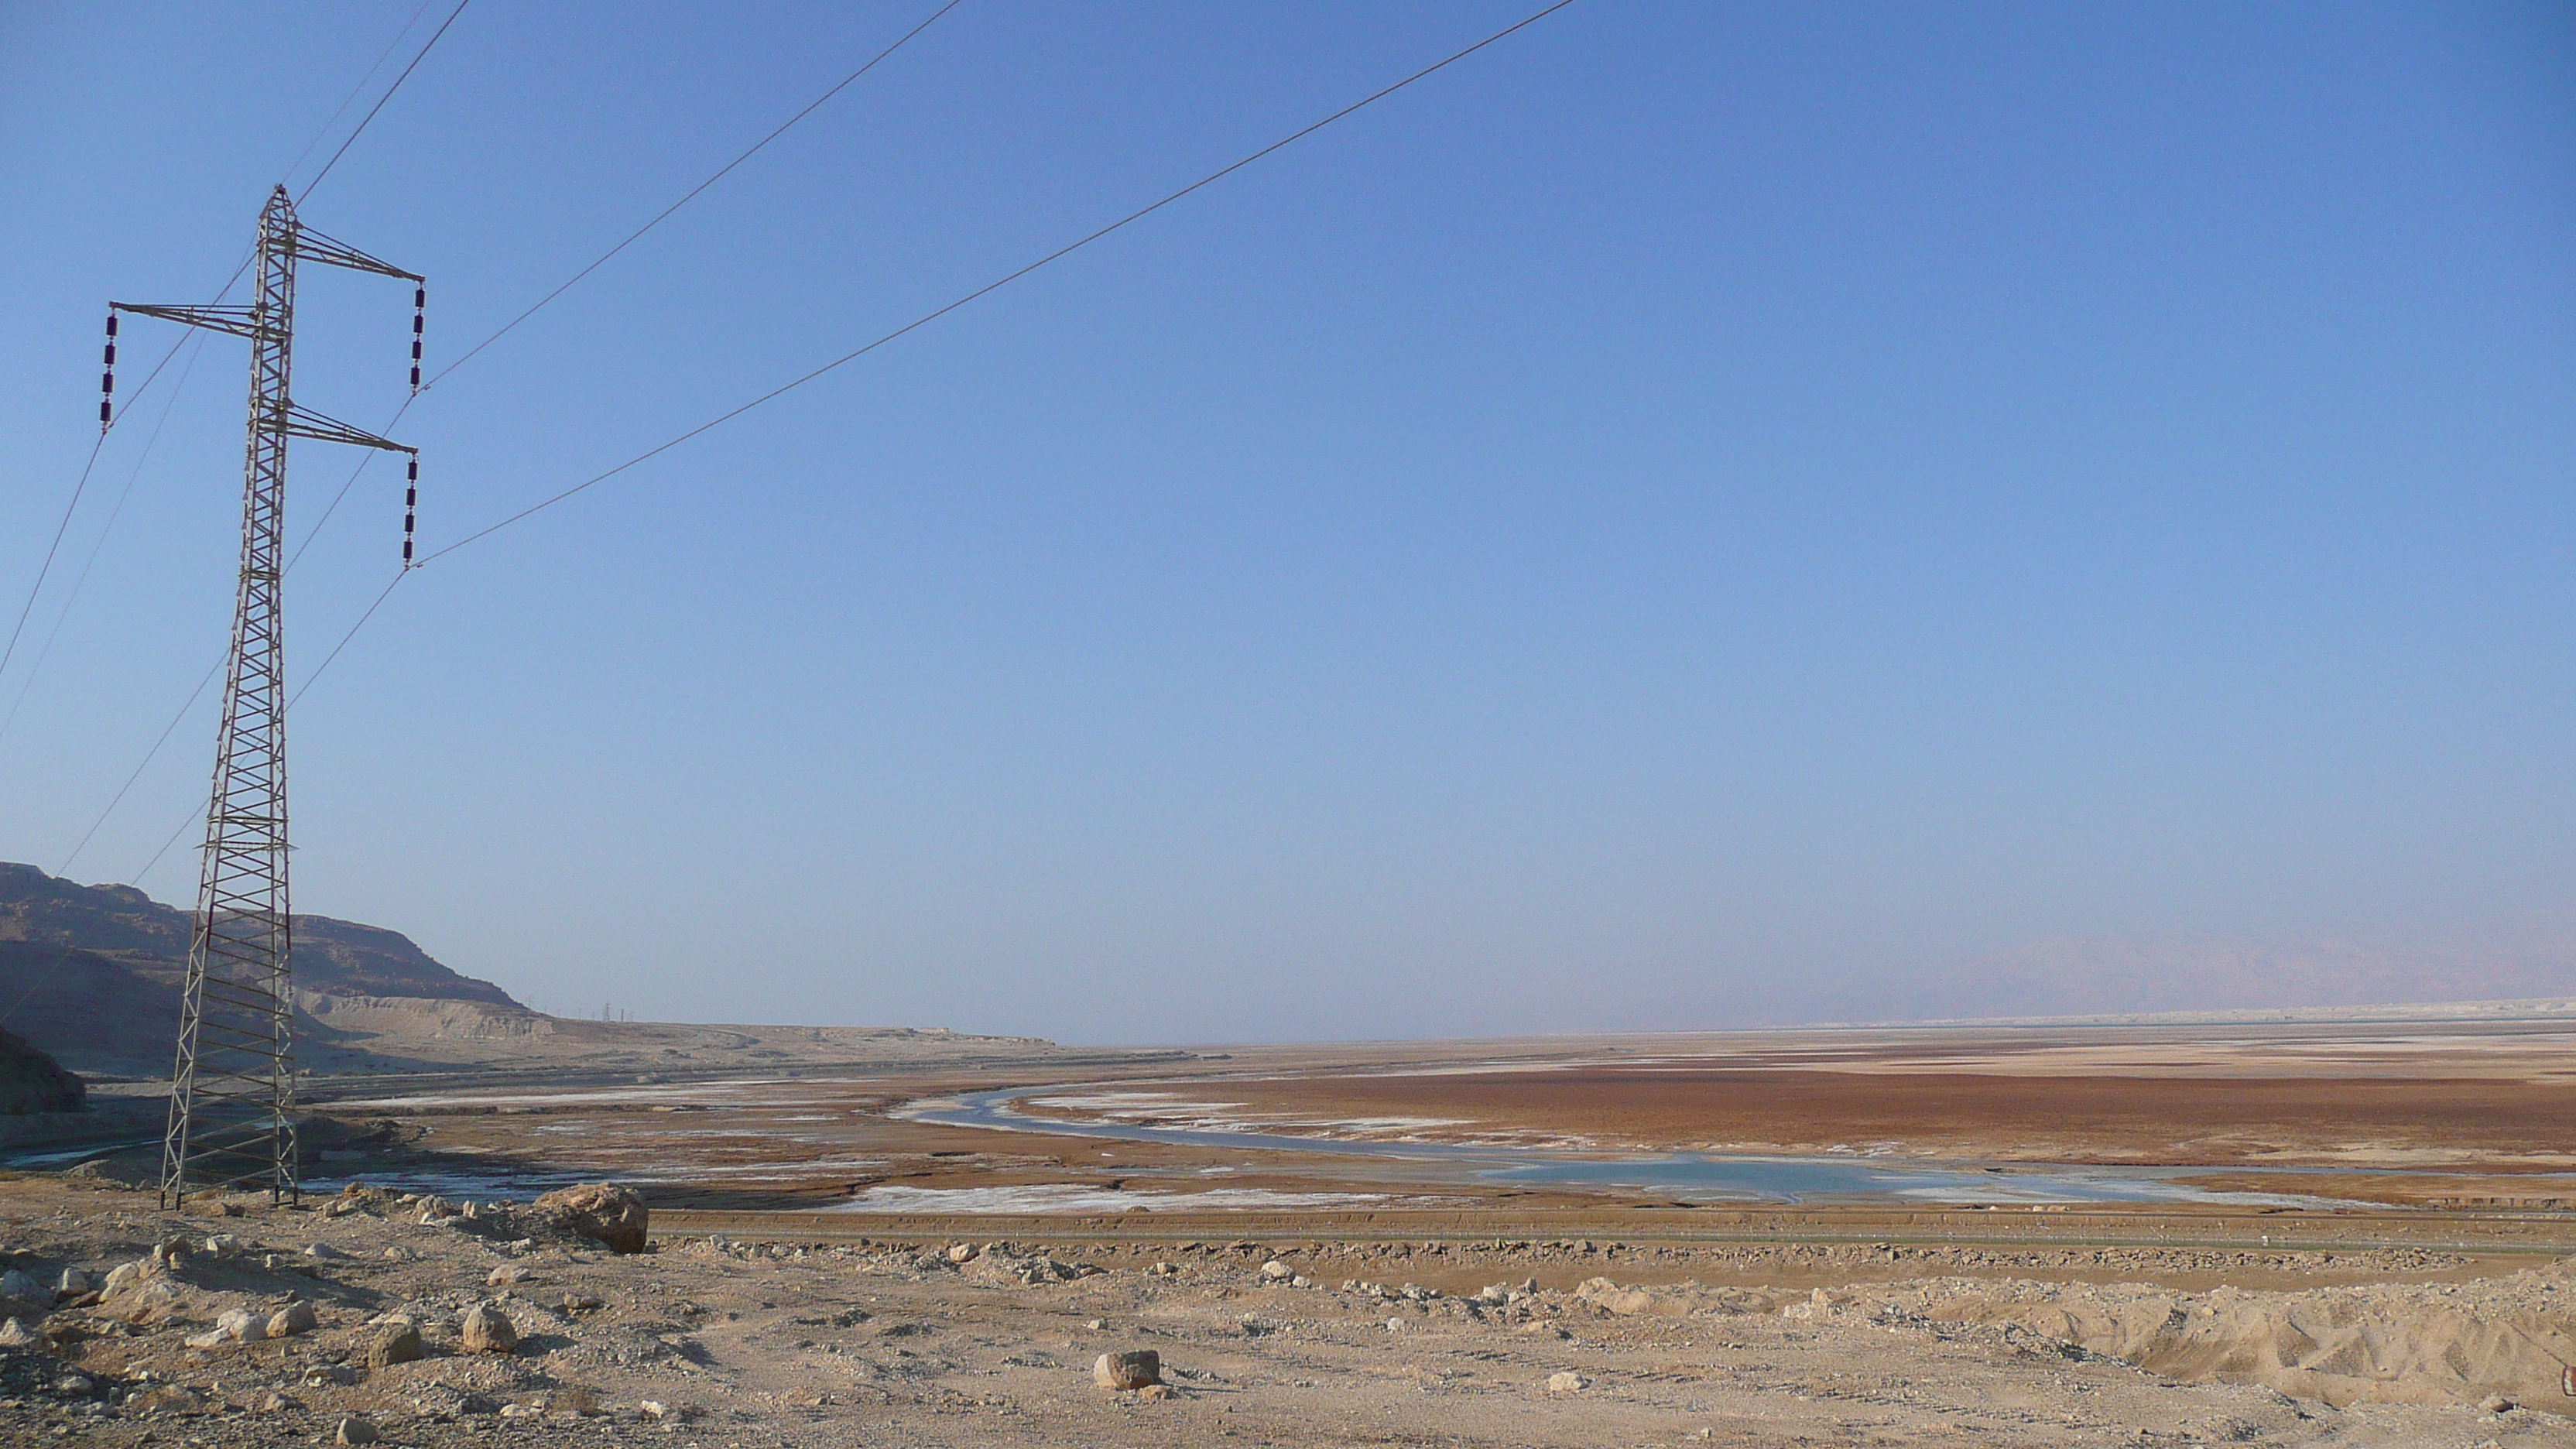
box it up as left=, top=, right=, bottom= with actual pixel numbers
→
left=111, top=185, right=423, bottom=1206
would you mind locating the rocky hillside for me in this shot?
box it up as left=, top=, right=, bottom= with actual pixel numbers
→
left=0, top=1023, right=83, bottom=1115
left=0, top=863, right=526, bottom=1074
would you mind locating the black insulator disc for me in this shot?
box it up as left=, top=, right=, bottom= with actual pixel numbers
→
left=99, top=401, right=111, bottom=423
left=410, top=367, right=421, bottom=386
left=101, top=372, right=113, bottom=393
left=415, top=288, right=426, bottom=308
left=105, top=315, right=118, bottom=336
left=103, top=343, right=115, bottom=365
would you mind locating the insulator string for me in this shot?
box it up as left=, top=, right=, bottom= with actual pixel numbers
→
left=410, top=286, right=425, bottom=392
left=403, top=456, right=419, bottom=566
left=99, top=313, right=118, bottom=430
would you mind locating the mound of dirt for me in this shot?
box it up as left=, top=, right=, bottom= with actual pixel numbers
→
left=1908, top=1272, right=2576, bottom=1409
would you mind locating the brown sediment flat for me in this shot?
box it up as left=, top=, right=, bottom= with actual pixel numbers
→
left=1090, top=1067, right=2576, bottom=1166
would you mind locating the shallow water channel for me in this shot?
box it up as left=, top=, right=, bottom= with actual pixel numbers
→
left=904, top=1087, right=2341, bottom=1208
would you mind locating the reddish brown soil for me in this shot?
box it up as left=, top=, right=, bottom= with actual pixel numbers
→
left=1180, top=1067, right=2576, bottom=1166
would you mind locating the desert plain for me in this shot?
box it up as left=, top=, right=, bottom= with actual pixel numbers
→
left=9, top=1005, right=2576, bottom=1446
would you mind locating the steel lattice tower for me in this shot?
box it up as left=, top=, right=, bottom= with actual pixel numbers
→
left=111, top=186, right=422, bottom=1206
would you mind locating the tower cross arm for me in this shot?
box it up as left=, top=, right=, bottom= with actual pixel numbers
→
left=282, top=402, right=416, bottom=454
left=295, top=227, right=423, bottom=283
left=110, top=302, right=259, bottom=339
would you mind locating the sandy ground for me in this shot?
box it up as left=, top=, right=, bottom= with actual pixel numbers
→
left=3, top=1175, right=2575, bottom=1448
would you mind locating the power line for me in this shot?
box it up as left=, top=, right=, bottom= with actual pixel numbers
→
left=94, top=0, right=1581, bottom=895
left=0, top=334, right=210, bottom=748
left=423, top=0, right=1580, bottom=566
left=427, top=0, right=964, bottom=389
left=283, top=0, right=443, bottom=187
left=298, top=0, right=471, bottom=204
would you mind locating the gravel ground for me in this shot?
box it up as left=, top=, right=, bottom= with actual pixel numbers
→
left=1, top=1175, right=2571, bottom=1448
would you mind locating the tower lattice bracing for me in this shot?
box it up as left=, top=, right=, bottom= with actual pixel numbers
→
left=111, top=186, right=421, bottom=1206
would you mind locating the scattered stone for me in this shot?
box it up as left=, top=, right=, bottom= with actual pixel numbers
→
left=1547, top=1371, right=1590, bottom=1394
left=532, top=1182, right=650, bottom=1253
left=1386, top=1318, right=1406, bottom=1333
left=0, top=1318, right=35, bottom=1348
left=255, top=1391, right=296, bottom=1413
left=1137, top=1383, right=1177, bottom=1402
left=2480, top=1393, right=2516, bottom=1413
left=54, top=1374, right=92, bottom=1396
left=1094, top=1350, right=1162, bottom=1390
left=267, top=1299, right=318, bottom=1337
left=100, top=1260, right=148, bottom=1296
left=1260, top=1259, right=1293, bottom=1281
left=488, top=1262, right=535, bottom=1286
left=947, top=1242, right=978, bottom=1263
left=461, top=1302, right=519, bottom=1354
left=366, top=1321, right=426, bottom=1367
left=305, top=1242, right=344, bottom=1259
left=0, top=1268, right=45, bottom=1301
left=335, top=1414, right=380, bottom=1444
left=53, top=1268, right=93, bottom=1297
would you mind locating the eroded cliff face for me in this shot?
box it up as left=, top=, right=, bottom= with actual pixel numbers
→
left=0, top=863, right=528, bottom=1074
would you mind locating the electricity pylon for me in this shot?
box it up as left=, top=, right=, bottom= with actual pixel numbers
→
left=111, top=185, right=423, bottom=1206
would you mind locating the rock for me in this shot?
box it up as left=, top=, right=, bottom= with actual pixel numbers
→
left=55, top=1268, right=94, bottom=1296
left=267, top=1300, right=318, bottom=1337
left=201, top=1234, right=237, bottom=1256
left=1576, top=1276, right=1660, bottom=1316
left=1386, top=1317, right=1406, bottom=1332
left=365, top=1322, right=425, bottom=1367
left=531, top=1183, right=649, bottom=1254
left=255, top=1391, right=296, bottom=1413
left=1547, top=1371, right=1591, bottom=1393
left=336, top=1414, right=380, bottom=1444
left=304, top=1242, right=344, bottom=1259
left=2480, top=1393, right=2516, bottom=1413
left=0, top=1267, right=46, bottom=1300
left=487, top=1263, right=535, bottom=1286
left=1094, top=1350, right=1162, bottom=1390
left=1137, top=1383, right=1177, bottom=1402
left=214, top=1307, right=269, bottom=1341
left=947, top=1242, right=978, bottom=1263
left=461, top=1303, right=519, bottom=1355
left=324, top=1197, right=361, bottom=1218
left=1259, top=1259, right=1293, bottom=1280
left=54, top=1373, right=92, bottom=1395
left=100, top=1260, right=149, bottom=1296
left=182, top=1327, right=231, bottom=1351
left=104, top=1277, right=180, bottom=1324
left=0, top=1317, right=35, bottom=1348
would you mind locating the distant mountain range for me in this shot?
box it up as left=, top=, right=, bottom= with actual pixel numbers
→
left=0, top=862, right=523, bottom=1074
left=1891, top=916, right=2576, bottom=1023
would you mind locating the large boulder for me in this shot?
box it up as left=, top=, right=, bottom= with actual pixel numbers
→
left=531, top=1183, right=649, bottom=1254
left=1094, top=1350, right=1161, bottom=1390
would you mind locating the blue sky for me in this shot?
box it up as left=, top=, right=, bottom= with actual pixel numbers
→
left=1, top=2, right=2570, bottom=1042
